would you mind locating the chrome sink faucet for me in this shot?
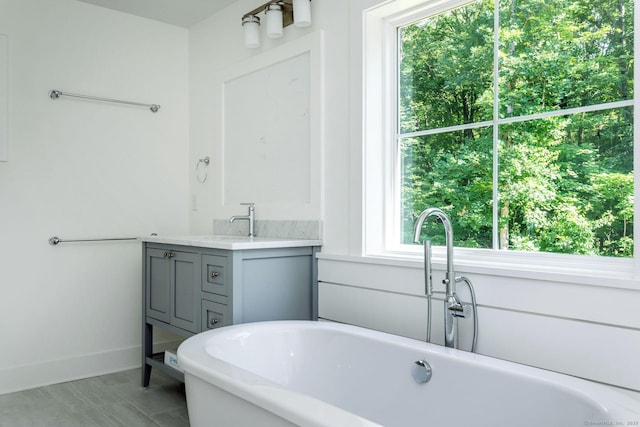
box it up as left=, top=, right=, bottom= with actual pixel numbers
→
left=229, top=203, right=255, bottom=237
left=413, top=208, right=478, bottom=351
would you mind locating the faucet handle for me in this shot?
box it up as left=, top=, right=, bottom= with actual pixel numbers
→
left=448, top=299, right=471, bottom=318
left=240, top=202, right=254, bottom=206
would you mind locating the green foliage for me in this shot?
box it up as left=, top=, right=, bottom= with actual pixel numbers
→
left=400, top=0, right=634, bottom=257
left=538, top=203, right=596, bottom=255
left=399, top=1, right=494, bottom=132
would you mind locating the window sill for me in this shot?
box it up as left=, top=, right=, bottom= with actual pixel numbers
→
left=318, top=250, right=640, bottom=291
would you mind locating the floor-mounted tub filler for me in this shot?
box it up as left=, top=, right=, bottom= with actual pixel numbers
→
left=178, top=321, right=640, bottom=427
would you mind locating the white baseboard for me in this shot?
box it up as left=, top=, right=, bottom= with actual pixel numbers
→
left=0, top=345, right=140, bottom=395
left=0, top=337, right=189, bottom=395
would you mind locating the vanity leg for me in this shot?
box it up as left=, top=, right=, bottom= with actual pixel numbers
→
left=142, top=322, right=153, bottom=387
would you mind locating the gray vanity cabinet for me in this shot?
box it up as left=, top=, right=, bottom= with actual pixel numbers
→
left=142, top=242, right=319, bottom=387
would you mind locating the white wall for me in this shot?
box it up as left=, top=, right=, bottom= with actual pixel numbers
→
left=188, top=0, right=349, bottom=234
left=189, top=0, right=640, bottom=394
left=0, top=0, right=189, bottom=394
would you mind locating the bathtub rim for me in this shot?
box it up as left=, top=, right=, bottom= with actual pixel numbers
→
left=177, top=320, right=640, bottom=425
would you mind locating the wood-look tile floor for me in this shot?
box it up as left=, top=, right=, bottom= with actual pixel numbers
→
left=0, top=369, right=189, bottom=427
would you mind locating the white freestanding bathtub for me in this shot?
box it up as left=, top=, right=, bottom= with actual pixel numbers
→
left=177, top=321, right=640, bottom=427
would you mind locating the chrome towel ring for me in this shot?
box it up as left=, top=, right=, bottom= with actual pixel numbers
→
left=196, top=156, right=210, bottom=183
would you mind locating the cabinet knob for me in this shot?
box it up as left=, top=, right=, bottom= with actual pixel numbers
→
left=210, top=271, right=219, bottom=279
left=163, top=251, right=174, bottom=259
left=210, top=319, right=219, bottom=326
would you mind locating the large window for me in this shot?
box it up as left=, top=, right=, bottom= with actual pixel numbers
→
left=396, top=0, right=634, bottom=257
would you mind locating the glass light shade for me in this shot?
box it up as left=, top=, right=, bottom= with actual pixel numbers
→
left=293, top=0, right=311, bottom=27
left=242, top=15, right=261, bottom=48
left=265, top=4, right=283, bottom=38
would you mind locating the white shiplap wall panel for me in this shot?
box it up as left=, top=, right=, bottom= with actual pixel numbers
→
left=318, top=256, right=425, bottom=295
left=319, top=256, right=640, bottom=391
left=477, top=307, right=640, bottom=391
left=319, top=256, right=640, bottom=328
left=319, top=282, right=428, bottom=340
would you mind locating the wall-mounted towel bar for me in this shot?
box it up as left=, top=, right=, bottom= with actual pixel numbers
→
left=49, top=90, right=160, bottom=113
left=48, top=236, right=138, bottom=246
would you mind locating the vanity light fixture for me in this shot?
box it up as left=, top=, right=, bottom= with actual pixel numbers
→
left=292, top=0, right=311, bottom=27
left=241, top=0, right=311, bottom=48
left=265, top=3, right=284, bottom=38
left=242, top=15, right=261, bottom=48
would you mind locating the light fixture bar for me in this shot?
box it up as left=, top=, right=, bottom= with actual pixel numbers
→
left=242, top=0, right=294, bottom=29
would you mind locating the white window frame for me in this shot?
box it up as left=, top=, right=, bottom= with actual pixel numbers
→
left=358, top=0, right=640, bottom=288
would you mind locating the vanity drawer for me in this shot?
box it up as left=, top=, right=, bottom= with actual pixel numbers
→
left=202, top=299, right=229, bottom=331
left=202, top=255, right=228, bottom=296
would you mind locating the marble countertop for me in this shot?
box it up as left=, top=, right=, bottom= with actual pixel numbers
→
left=139, top=235, right=322, bottom=250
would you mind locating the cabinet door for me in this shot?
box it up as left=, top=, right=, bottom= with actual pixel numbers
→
left=146, top=248, right=171, bottom=323
left=171, top=251, right=200, bottom=333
